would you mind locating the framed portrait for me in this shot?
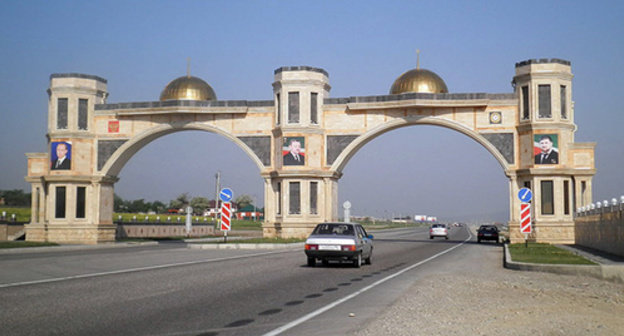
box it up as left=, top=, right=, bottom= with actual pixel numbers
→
left=282, top=136, right=305, bottom=166
left=51, top=141, right=72, bottom=170
left=533, top=134, right=559, bottom=165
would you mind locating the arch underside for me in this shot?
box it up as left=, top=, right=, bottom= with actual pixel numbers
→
left=98, top=122, right=267, bottom=178
left=330, top=117, right=513, bottom=177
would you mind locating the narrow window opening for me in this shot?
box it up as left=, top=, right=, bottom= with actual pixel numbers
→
left=522, top=86, right=529, bottom=120
left=276, top=182, right=281, bottom=215
left=276, top=93, right=281, bottom=125
left=55, top=186, right=66, bottom=218
left=288, top=92, right=300, bottom=124
left=563, top=180, right=570, bottom=215
left=310, top=92, right=318, bottom=124
left=289, top=182, right=301, bottom=214
left=76, top=186, right=86, bottom=218
left=541, top=180, right=554, bottom=215
left=57, top=98, right=68, bottom=129
left=310, top=182, right=318, bottom=214
left=560, top=85, right=567, bottom=119
left=538, top=84, right=551, bottom=118
left=78, top=98, right=88, bottom=130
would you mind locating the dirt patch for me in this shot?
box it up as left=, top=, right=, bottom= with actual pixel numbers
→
left=353, top=245, right=624, bottom=336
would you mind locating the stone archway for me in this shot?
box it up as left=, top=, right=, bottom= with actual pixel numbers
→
left=25, top=59, right=595, bottom=244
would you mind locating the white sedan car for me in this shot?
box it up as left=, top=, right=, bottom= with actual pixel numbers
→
left=429, top=223, right=449, bottom=240
left=304, top=222, right=373, bottom=268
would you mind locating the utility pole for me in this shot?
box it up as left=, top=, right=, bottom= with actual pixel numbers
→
left=214, top=171, right=221, bottom=230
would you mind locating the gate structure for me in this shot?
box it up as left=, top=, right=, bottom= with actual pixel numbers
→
left=25, top=59, right=595, bottom=244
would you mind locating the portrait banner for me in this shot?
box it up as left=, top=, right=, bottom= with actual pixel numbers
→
left=534, top=134, right=559, bottom=165
left=51, top=141, right=72, bottom=170
left=282, top=136, right=305, bottom=166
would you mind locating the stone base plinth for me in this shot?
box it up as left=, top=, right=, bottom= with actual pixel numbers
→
left=25, top=223, right=116, bottom=244
left=263, top=221, right=317, bottom=238
left=509, top=220, right=575, bottom=244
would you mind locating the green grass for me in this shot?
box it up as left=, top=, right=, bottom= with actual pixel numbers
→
left=0, top=206, right=31, bottom=222
left=508, top=243, right=596, bottom=265
left=0, top=241, right=59, bottom=249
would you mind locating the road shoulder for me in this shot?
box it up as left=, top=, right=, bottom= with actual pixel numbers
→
left=352, top=242, right=624, bottom=336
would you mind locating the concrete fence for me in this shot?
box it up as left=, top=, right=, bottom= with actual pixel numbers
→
left=116, top=222, right=216, bottom=239
left=575, top=196, right=624, bottom=258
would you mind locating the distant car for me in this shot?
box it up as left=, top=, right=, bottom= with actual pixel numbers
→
left=477, top=225, right=499, bottom=243
left=304, top=222, right=373, bottom=268
left=429, top=223, right=448, bottom=240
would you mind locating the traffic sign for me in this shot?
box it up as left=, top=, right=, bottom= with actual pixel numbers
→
left=220, top=202, right=231, bottom=231
left=520, top=203, right=531, bottom=234
left=518, top=188, right=532, bottom=203
left=220, top=188, right=233, bottom=202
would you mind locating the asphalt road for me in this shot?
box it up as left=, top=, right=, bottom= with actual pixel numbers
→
left=0, top=225, right=472, bottom=336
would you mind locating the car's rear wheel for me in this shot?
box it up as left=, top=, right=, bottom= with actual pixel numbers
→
left=353, top=253, right=362, bottom=268
left=307, top=257, right=315, bottom=267
left=430, top=236, right=433, bottom=239
left=365, top=252, right=372, bottom=265
left=445, top=236, right=448, bottom=240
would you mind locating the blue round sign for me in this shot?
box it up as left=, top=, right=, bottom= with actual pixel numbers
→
left=518, top=188, right=532, bottom=203
left=220, top=188, right=233, bottom=202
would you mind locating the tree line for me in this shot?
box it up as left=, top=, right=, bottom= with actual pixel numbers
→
left=0, top=189, right=31, bottom=207
left=114, top=192, right=259, bottom=215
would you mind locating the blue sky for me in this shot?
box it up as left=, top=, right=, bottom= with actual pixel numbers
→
left=1, top=1, right=623, bottom=222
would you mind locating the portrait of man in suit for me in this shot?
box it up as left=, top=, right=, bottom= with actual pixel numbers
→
left=283, top=137, right=305, bottom=166
left=51, top=141, right=72, bottom=170
left=534, top=134, right=559, bottom=165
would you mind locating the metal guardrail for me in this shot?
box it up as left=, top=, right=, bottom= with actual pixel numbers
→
left=577, top=195, right=624, bottom=217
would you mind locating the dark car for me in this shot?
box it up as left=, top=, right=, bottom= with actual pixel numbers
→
left=304, top=222, right=373, bottom=267
left=477, top=225, right=499, bottom=243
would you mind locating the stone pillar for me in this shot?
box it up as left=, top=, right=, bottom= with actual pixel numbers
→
left=264, top=66, right=336, bottom=238
left=25, top=73, right=114, bottom=244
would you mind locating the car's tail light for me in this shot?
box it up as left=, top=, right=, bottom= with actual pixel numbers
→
left=305, top=244, right=318, bottom=251
left=341, top=245, right=356, bottom=251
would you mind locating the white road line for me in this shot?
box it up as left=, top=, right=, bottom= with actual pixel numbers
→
left=263, top=231, right=472, bottom=336
left=0, top=249, right=294, bottom=289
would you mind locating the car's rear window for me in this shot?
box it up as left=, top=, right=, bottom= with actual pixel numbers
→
left=432, top=224, right=445, bottom=228
left=313, top=224, right=354, bottom=235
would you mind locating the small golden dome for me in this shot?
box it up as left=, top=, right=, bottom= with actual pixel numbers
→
left=159, top=75, right=217, bottom=101
left=390, top=68, right=448, bottom=94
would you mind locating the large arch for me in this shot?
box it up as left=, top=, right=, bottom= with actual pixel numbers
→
left=100, top=122, right=266, bottom=178
left=331, top=116, right=511, bottom=177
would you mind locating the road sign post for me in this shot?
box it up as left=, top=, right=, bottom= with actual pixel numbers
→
left=517, top=188, right=532, bottom=248
left=220, top=202, right=232, bottom=243
left=218, top=188, right=233, bottom=242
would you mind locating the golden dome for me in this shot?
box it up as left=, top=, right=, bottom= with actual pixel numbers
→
left=390, top=68, right=448, bottom=94
left=159, top=75, right=217, bottom=101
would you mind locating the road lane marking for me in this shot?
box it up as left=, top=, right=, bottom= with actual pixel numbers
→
left=0, top=249, right=297, bottom=288
left=263, top=231, right=472, bottom=336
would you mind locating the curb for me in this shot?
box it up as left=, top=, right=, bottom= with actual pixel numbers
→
left=503, top=244, right=624, bottom=284
left=0, top=241, right=159, bottom=255
left=188, top=242, right=305, bottom=250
